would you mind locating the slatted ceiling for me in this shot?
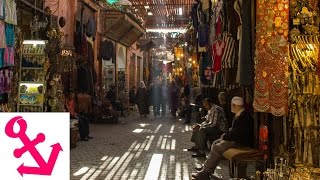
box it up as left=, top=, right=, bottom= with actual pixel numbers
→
left=129, top=0, right=193, bottom=29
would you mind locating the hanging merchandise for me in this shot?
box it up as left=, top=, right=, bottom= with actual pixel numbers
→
left=286, top=0, right=320, bottom=167
left=0, top=20, right=5, bottom=48
left=0, top=0, right=4, bottom=20
left=238, top=0, right=253, bottom=86
left=253, top=0, right=289, bottom=116
left=211, top=37, right=225, bottom=72
left=4, top=0, right=17, bottom=25
left=99, top=39, right=114, bottom=61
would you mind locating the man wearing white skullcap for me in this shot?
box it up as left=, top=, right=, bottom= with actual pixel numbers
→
left=192, top=96, right=254, bottom=180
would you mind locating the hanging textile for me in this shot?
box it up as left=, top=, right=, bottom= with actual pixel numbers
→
left=0, top=0, right=5, bottom=20
left=238, top=0, right=253, bottom=86
left=253, top=0, right=289, bottom=116
left=0, top=20, right=5, bottom=48
left=4, top=0, right=17, bottom=25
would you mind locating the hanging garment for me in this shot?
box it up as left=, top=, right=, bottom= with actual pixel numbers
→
left=221, top=33, right=236, bottom=68
left=215, top=16, right=223, bottom=37
left=0, top=70, right=3, bottom=94
left=86, top=17, right=97, bottom=38
left=77, top=64, right=89, bottom=93
left=87, top=40, right=94, bottom=64
left=3, top=45, right=13, bottom=66
left=99, top=40, right=114, bottom=60
left=253, top=0, right=289, bottom=116
left=4, top=0, right=17, bottom=25
left=191, top=1, right=199, bottom=30
left=212, top=39, right=225, bottom=72
left=225, top=0, right=241, bottom=38
left=239, top=0, right=253, bottom=86
left=5, top=23, right=14, bottom=46
left=235, top=0, right=242, bottom=83
left=198, top=24, right=209, bottom=47
left=0, top=0, right=5, bottom=19
left=0, top=48, right=3, bottom=68
left=209, top=10, right=217, bottom=45
left=0, top=21, right=4, bottom=48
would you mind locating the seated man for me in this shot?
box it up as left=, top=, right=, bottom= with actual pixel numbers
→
left=192, top=96, right=254, bottom=180
left=66, top=92, right=92, bottom=141
left=189, top=98, right=228, bottom=157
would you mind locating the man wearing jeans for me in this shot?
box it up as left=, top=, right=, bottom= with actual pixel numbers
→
left=192, top=96, right=254, bottom=180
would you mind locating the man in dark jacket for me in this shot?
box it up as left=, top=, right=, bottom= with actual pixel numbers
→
left=192, top=96, right=254, bottom=180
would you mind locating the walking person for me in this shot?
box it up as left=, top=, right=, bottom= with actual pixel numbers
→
left=169, top=80, right=180, bottom=117
left=136, top=81, right=149, bottom=117
left=129, top=86, right=136, bottom=110
left=160, top=80, right=168, bottom=116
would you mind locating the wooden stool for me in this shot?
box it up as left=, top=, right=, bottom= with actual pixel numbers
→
left=70, top=127, right=78, bottom=149
left=223, top=147, right=265, bottom=178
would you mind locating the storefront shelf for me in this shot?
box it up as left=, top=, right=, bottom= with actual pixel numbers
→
left=19, top=93, right=42, bottom=95
left=21, top=67, right=44, bottom=70
left=20, top=81, right=44, bottom=84
left=18, top=104, right=42, bottom=106
left=22, top=53, right=45, bottom=56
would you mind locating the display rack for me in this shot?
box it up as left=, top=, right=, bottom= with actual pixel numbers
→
left=17, top=40, right=47, bottom=112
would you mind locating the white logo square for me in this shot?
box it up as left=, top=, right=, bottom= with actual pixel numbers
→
left=0, top=113, right=70, bottom=180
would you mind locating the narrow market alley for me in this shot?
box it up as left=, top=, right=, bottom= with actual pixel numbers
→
left=70, top=112, right=234, bottom=180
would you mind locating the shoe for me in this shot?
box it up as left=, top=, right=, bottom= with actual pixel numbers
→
left=87, top=136, right=93, bottom=139
left=191, top=152, right=206, bottom=158
left=80, top=138, right=89, bottom=141
left=194, top=165, right=203, bottom=171
left=187, top=147, right=198, bottom=152
left=191, top=171, right=210, bottom=180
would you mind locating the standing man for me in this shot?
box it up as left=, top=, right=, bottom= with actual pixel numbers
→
left=192, top=96, right=254, bottom=180
left=150, top=79, right=161, bottom=117
left=189, top=98, right=228, bottom=157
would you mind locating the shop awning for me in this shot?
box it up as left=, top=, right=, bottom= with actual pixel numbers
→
left=102, top=10, right=145, bottom=47
left=137, top=39, right=157, bottom=50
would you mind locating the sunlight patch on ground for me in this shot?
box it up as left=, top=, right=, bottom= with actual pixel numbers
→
left=157, top=135, right=164, bottom=148
left=103, top=152, right=130, bottom=180
left=140, top=123, right=149, bottom=127
left=133, top=128, right=144, bottom=133
left=100, top=156, right=108, bottom=161
left=73, top=167, right=89, bottom=176
left=170, top=125, right=175, bottom=133
left=175, top=162, right=182, bottom=180
left=171, top=139, right=176, bottom=150
left=144, top=135, right=155, bottom=150
left=144, top=154, right=164, bottom=180
left=88, top=157, right=113, bottom=179
left=154, top=124, right=162, bottom=133
left=80, top=166, right=97, bottom=180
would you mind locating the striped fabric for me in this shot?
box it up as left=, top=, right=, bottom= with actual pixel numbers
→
left=221, top=32, right=236, bottom=68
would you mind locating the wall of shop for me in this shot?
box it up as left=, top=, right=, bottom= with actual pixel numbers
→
left=45, top=0, right=77, bottom=46
left=127, top=42, right=143, bottom=90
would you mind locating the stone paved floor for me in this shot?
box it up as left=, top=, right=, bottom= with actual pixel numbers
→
left=70, top=111, right=236, bottom=180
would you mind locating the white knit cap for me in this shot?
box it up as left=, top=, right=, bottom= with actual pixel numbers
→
left=231, top=96, right=244, bottom=106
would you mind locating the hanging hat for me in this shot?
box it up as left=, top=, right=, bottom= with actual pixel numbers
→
left=231, top=96, right=243, bottom=106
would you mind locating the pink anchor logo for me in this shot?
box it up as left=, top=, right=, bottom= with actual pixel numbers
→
left=5, top=116, right=63, bottom=176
